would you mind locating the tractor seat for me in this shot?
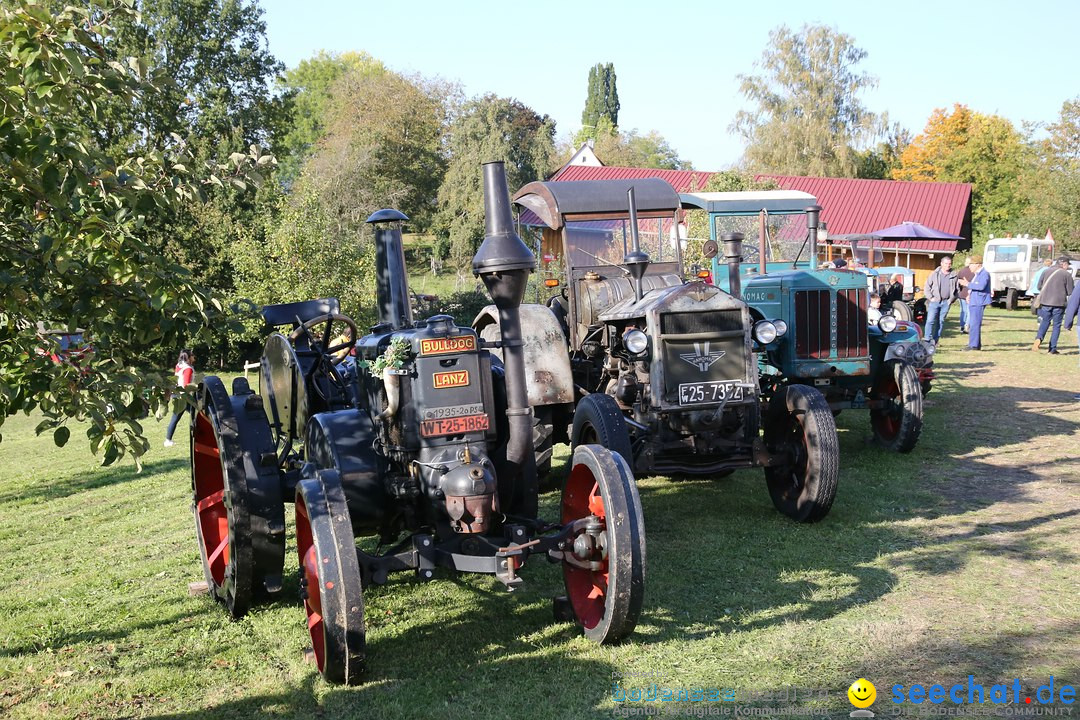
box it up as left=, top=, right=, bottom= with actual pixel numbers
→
left=261, top=298, right=341, bottom=329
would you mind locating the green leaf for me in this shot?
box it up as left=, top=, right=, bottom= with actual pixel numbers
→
left=53, top=426, right=70, bottom=447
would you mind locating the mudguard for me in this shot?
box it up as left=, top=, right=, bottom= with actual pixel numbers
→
left=473, top=303, right=574, bottom=407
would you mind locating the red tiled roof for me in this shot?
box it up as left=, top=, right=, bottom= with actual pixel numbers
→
left=759, top=175, right=972, bottom=248
left=546, top=165, right=973, bottom=252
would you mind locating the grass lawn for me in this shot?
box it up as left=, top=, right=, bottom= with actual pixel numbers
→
left=1, top=307, right=1078, bottom=719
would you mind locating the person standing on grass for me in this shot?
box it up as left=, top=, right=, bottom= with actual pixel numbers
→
left=923, top=255, right=958, bottom=345
left=1064, top=281, right=1080, bottom=400
left=1028, top=259, right=1053, bottom=297
left=164, top=349, right=195, bottom=447
left=958, top=255, right=990, bottom=351
left=1032, top=257, right=1075, bottom=355
left=956, top=256, right=975, bottom=334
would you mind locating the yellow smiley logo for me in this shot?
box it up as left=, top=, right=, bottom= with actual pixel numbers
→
left=848, top=678, right=876, bottom=708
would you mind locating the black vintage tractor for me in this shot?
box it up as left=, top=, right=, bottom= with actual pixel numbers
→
left=189, top=162, right=646, bottom=684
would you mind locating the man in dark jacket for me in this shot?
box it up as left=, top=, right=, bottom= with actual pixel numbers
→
left=923, top=256, right=958, bottom=344
left=1033, top=257, right=1076, bottom=354
left=1064, top=281, right=1080, bottom=398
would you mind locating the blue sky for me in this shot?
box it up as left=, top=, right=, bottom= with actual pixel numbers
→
left=259, top=0, right=1080, bottom=171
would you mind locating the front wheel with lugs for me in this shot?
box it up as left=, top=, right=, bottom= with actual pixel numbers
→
left=570, top=393, right=633, bottom=470
left=763, top=385, right=839, bottom=523
left=559, top=444, right=646, bottom=643
left=870, top=361, right=923, bottom=453
left=295, top=469, right=366, bottom=685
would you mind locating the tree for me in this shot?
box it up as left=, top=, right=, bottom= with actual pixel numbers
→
left=231, top=189, right=377, bottom=332
left=80, top=0, right=286, bottom=159
left=230, top=67, right=454, bottom=321
left=732, top=24, right=882, bottom=177
left=276, top=51, right=386, bottom=187
left=302, top=68, right=454, bottom=230
left=433, top=94, right=556, bottom=264
left=49, top=0, right=292, bottom=366
left=894, top=104, right=1029, bottom=239
left=0, top=0, right=268, bottom=464
left=855, top=122, right=911, bottom=179
left=580, top=62, right=620, bottom=139
left=588, top=118, right=691, bottom=170
left=1017, top=98, right=1080, bottom=251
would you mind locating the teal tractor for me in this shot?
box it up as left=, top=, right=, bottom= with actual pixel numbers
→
left=681, top=190, right=933, bottom=453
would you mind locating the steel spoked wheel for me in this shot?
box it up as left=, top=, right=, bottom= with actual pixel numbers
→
left=763, top=385, right=839, bottom=523
left=295, top=469, right=365, bottom=685
left=560, top=444, right=646, bottom=643
left=191, top=376, right=285, bottom=618
left=870, top=361, right=923, bottom=453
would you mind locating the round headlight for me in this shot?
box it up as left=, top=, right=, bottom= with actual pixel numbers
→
left=753, top=320, right=778, bottom=345
left=892, top=342, right=908, bottom=356
left=623, top=329, right=649, bottom=355
left=773, top=319, right=788, bottom=337
left=924, top=341, right=936, bottom=355
left=878, top=314, right=898, bottom=333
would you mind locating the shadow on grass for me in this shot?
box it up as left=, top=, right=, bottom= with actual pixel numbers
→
left=0, top=599, right=204, bottom=658
left=0, top=456, right=188, bottom=506
left=148, top=588, right=617, bottom=720
left=613, top=374, right=1080, bottom=641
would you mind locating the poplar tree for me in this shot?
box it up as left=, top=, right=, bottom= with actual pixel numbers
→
left=580, top=62, right=620, bottom=138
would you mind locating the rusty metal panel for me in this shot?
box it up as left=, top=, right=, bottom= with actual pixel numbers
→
left=474, top=304, right=575, bottom=407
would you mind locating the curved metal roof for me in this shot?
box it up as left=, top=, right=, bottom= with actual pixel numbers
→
left=512, top=178, right=680, bottom=230
left=679, top=190, right=818, bottom=214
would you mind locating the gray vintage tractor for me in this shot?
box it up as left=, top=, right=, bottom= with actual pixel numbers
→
left=473, top=178, right=840, bottom=522
left=189, top=163, right=646, bottom=684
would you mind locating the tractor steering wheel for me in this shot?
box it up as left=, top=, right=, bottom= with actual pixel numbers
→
left=288, top=313, right=359, bottom=360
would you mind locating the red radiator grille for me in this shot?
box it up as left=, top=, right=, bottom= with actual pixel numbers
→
left=794, top=288, right=869, bottom=360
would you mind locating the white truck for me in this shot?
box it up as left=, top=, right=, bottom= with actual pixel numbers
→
left=984, top=235, right=1055, bottom=310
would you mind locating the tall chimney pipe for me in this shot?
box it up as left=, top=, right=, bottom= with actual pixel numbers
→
left=805, top=205, right=822, bottom=269
left=366, top=208, right=413, bottom=330
left=722, top=232, right=744, bottom=299
left=472, top=161, right=538, bottom=517
left=623, top=187, right=650, bottom=303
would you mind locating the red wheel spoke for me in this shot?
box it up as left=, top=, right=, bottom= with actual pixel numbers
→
left=207, top=535, right=229, bottom=566
left=587, top=482, right=604, bottom=517
left=193, top=440, right=219, bottom=457
left=307, top=610, right=323, bottom=631
left=196, top=489, right=225, bottom=513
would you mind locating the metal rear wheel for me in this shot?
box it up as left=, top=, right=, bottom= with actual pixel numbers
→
left=191, top=376, right=285, bottom=618
left=295, top=469, right=366, bottom=685
left=560, top=444, right=646, bottom=644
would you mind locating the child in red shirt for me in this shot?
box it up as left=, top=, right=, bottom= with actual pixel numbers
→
left=164, top=349, right=195, bottom=447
